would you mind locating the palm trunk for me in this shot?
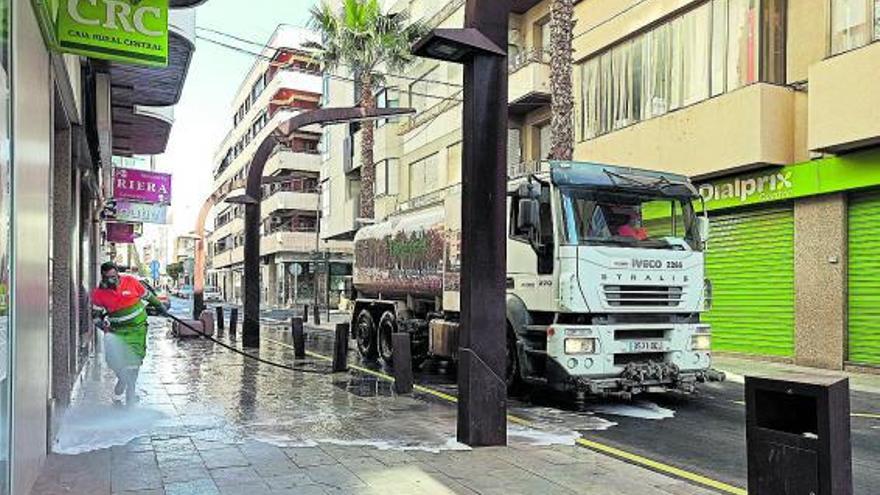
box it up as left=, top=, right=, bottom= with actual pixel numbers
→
left=549, top=0, right=575, bottom=161
left=359, top=71, right=376, bottom=220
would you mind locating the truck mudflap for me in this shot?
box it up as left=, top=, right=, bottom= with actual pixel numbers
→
left=569, top=361, right=726, bottom=397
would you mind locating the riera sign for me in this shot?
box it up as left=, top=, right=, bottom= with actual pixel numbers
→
left=113, top=167, right=171, bottom=205
left=55, top=0, right=169, bottom=67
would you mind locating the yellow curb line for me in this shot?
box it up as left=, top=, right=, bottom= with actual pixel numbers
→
left=265, top=336, right=745, bottom=494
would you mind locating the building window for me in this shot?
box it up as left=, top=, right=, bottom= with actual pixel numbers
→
left=577, top=0, right=785, bottom=141
left=375, top=158, right=399, bottom=196
left=409, top=153, right=439, bottom=198
left=321, top=181, right=331, bottom=220
left=830, top=0, right=880, bottom=54
left=376, top=88, right=400, bottom=127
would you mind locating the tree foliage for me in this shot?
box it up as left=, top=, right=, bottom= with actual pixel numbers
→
left=307, top=0, right=427, bottom=219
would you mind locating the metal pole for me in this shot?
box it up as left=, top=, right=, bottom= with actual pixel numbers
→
left=456, top=0, right=511, bottom=447
left=240, top=108, right=415, bottom=352
left=332, top=322, right=349, bottom=372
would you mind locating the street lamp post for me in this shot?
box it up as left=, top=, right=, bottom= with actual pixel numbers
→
left=233, top=107, right=415, bottom=348
left=413, top=0, right=512, bottom=447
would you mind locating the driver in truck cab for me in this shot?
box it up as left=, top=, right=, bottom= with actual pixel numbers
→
left=617, top=207, right=648, bottom=241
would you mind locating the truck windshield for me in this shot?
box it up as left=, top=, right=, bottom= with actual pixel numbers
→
left=560, top=188, right=701, bottom=250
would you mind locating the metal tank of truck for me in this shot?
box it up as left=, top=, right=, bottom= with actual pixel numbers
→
left=350, top=161, right=724, bottom=397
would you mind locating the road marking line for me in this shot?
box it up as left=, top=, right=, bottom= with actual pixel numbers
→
left=574, top=437, right=747, bottom=495
left=265, top=336, right=745, bottom=494
left=731, top=400, right=880, bottom=420
left=851, top=412, right=880, bottom=419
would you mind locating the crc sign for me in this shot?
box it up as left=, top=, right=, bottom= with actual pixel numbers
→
left=56, top=0, right=169, bottom=67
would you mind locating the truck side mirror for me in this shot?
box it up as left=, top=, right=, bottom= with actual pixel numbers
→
left=517, top=198, right=540, bottom=233
left=697, top=216, right=710, bottom=243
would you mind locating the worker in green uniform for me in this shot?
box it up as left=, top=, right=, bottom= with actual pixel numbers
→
left=92, top=262, right=164, bottom=405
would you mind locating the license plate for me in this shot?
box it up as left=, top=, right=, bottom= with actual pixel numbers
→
left=628, top=340, right=666, bottom=352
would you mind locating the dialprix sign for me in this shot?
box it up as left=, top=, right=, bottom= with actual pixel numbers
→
left=55, top=0, right=169, bottom=67
left=113, top=167, right=171, bottom=204
left=697, top=148, right=880, bottom=211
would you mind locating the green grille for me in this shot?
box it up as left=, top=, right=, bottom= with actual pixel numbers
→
left=704, top=206, right=794, bottom=357
left=848, top=190, right=880, bottom=365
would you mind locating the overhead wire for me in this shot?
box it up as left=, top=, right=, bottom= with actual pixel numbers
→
left=195, top=33, right=463, bottom=104
left=196, top=25, right=464, bottom=89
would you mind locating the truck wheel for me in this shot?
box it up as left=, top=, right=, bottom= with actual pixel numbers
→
left=355, top=310, right=377, bottom=358
left=377, top=311, right=397, bottom=366
left=506, top=328, right=522, bottom=394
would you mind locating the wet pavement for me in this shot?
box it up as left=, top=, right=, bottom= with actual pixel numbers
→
left=297, top=312, right=880, bottom=495
left=32, top=306, right=717, bottom=495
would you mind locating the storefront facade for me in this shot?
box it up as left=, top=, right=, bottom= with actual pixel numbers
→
left=698, top=149, right=880, bottom=369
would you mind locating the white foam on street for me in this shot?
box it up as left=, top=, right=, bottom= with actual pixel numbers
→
left=53, top=404, right=168, bottom=455
left=507, top=425, right=581, bottom=446
left=590, top=401, right=675, bottom=420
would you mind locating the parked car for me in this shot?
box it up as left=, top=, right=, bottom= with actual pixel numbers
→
left=204, top=286, right=223, bottom=303
left=176, top=285, right=193, bottom=299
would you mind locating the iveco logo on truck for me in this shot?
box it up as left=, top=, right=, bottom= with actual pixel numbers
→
left=632, top=259, right=662, bottom=269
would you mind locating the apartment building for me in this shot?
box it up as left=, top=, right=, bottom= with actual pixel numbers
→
left=207, top=25, right=352, bottom=307
left=320, top=0, right=880, bottom=371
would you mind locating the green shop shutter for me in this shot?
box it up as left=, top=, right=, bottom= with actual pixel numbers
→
left=848, top=190, right=880, bottom=365
left=704, top=206, right=794, bottom=357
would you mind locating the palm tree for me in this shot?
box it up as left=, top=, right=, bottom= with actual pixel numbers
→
left=549, top=0, right=575, bottom=161
left=308, top=0, right=427, bottom=220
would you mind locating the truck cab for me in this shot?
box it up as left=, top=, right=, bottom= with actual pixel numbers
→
left=506, top=161, right=720, bottom=396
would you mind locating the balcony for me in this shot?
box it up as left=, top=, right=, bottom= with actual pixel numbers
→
left=261, top=231, right=317, bottom=255
left=261, top=231, right=354, bottom=256
left=809, top=42, right=880, bottom=153
left=321, top=198, right=359, bottom=241
left=212, top=246, right=243, bottom=269
left=573, top=83, right=796, bottom=178
left=508, top=49, right=551, bottom=115
left=211, top=217, right=244, bottom=241
left=264, top=147, right=322, bottom=177
left=262, top=191, right=319, bottom=219
left=351, top=123, right=403, bottom=173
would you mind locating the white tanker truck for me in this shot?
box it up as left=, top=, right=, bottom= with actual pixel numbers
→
left=350, top=161, right=724, bottom=396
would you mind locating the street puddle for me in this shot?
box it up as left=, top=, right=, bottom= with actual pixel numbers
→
left=589, top=400, right=675, bottom=420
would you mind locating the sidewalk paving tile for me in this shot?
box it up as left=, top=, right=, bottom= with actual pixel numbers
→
left=32, top=320, right=721, bottom=495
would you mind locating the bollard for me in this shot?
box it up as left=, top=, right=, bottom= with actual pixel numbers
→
left=314, top=305, right=321, bottom=326
left=291, top=317, right=305, bottom=359
left=746, top=375, right=852, bottom=495
left=303, top=304, right=309, bottom=322
left=332, top=322, right=348, bottom=372
left=229, top=307, right=239, bottom=340
left=391, top=333, right=413, bottom=394
left=216, top=306, right=225, bottom=333
left=199, top=310, right=215, bottom=336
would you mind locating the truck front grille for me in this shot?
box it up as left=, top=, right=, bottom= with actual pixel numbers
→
left=603, top=285, right=683, bottom=307
left=614, top=328, right=668, bottom=340
left=614, top=353, right=666, bottom=366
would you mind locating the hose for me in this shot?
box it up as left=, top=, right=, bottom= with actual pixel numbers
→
left=159, top=308, right=330, bottom=375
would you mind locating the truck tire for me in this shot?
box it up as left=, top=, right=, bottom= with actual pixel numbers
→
left=355, top=310, right=378, bottom=358
left=506, top=326, right=522, bottom=394
left=377, top=311, right=397, bottom=366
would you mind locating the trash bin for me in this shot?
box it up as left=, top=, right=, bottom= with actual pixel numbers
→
left=745, top=374, right=852, bottom=495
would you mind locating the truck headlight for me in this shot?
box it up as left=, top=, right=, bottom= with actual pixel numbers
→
left=564, top=337, right=597, bottom=354
left=691, top=333, right=712, bottom=351
left=703, top=279, right=713, bottom=311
